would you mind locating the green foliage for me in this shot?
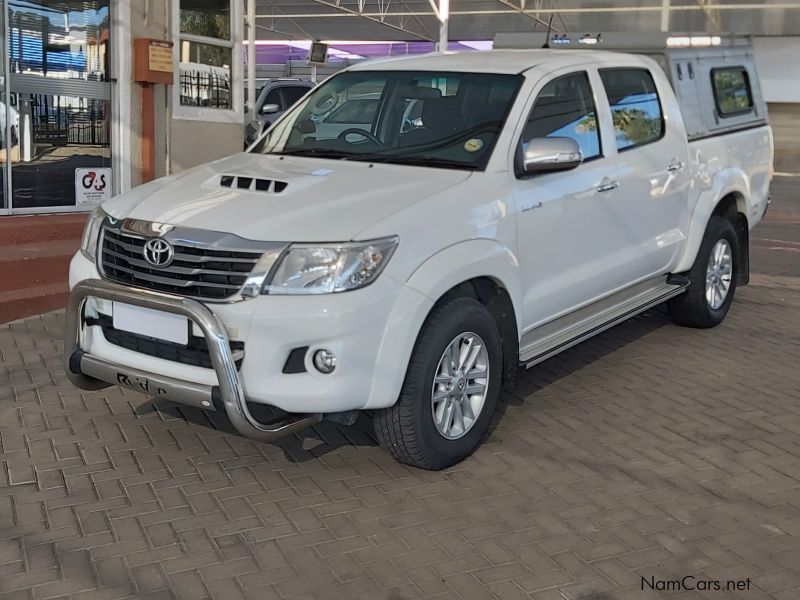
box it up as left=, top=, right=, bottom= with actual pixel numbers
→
left=180, top=8, right=229, bottom=40
left=611, top=107, right=661, bottom=145
left=576, top=108, right=660, bottom=146
left=714, top=70, right=751, bottom=114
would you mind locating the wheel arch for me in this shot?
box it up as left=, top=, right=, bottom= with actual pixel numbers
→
left=434, top=277, right=520, bottom=388
left=711, top=192, right=750, bottom=285
left=675, top=182, right=751, bottom=283
left=404, top=239, right=523, bottom=388
left=364, top=240, right=522, bottom=410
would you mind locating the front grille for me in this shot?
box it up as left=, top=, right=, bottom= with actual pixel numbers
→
left=100, top=227, right=264, bottom=300
left=88, top=315, right=245, bottom=370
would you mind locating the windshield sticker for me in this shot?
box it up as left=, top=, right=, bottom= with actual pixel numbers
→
left=464, top=138, right=484, bottom=153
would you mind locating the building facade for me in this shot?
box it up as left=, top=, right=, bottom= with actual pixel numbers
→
left=1, top=0, right=244, bottom=216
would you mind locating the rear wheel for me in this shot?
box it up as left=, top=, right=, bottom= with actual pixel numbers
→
left=669, top=216, right=738, bottom=328
left=373, top=297, right=502, bottom=470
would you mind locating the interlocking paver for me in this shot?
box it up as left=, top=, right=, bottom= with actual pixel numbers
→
left=1, top=177, right=799, bottom=599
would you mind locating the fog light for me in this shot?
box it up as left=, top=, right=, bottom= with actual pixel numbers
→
left=313, top=349, right=337, bottom=374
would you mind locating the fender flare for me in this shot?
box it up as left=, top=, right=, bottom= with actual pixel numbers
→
left=405, top=239, right=523, bottom=332
left=674, top=168, right=750, bottom=274
left=364, top=239, right=523, bottom=409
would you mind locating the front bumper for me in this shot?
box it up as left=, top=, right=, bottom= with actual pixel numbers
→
left=66, top=250, right=434, bottom=438
left=65, top=279, right=321, bottom=442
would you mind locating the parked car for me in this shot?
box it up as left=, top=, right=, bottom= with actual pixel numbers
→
left=66, top=49, right=773, bottom=470
left=244, top=78, right=315, bottom=148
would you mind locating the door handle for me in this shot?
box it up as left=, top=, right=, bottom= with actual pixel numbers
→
left=667, top=160, right=684, bottom=173
left=596, top=180, right=619, bottom=193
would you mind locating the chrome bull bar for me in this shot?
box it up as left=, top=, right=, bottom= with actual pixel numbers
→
left=64, top=279, right=321, bottom=442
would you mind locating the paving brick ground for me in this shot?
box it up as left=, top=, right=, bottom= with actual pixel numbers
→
left=1, top=176, right=799, bottom=600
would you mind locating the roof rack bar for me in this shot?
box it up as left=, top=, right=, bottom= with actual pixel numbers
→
left=494, top=31, right=754, bottom=50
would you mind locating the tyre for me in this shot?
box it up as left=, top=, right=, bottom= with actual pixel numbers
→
left=373, top=297, right=503, bottom=470
left=669, top=216, right=738, bottom=328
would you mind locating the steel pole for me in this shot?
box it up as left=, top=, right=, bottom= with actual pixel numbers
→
left=247, top=0, right=256, bottom=115
left=438, top=0, right=449, bottom=52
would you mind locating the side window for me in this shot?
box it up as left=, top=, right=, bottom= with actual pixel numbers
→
left=263, top=87, right=283, bottom=109
left=711, top=67, right=753, bottom=116
left=283, top=86, right=310, bottom=107
left=523, top=72, right=601, bottom=160
left=599, top=68, right=664, bottom=151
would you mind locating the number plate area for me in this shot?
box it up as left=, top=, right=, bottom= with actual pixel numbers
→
left=112, top=302, right=189, bottom=345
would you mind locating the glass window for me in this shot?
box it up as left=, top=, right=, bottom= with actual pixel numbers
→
left=599, top=68, right=664, bottom=151
left=178, top=42, right=232, bottom=109
left=282, top=86, right=310, bottom=107
left=263, top=88, right=282, bottom=108
left=522, top=72, right=601, bottom=160
left=10, top=92, right=111, bottom=209
left=252, top=71, right=522, bottom=172
left=401, top=99, right=424, bottom=133
left=313, top=76, right=385, bottom=133
left=1, top=4, right=7, bottom=210
left=326, top=99, right=379, bottom=124
left=178, top=1, right=232, bottom=109
left=7, top=0, right=110, bottom=81
left=712, top=68, right=753, bottom=116
left=180, top=0, right=230, bottom=40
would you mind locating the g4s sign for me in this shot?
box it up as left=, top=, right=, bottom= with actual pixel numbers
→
left=82, top=170, right=107, bottom=191
left=75, top=167, right=112, bottom=205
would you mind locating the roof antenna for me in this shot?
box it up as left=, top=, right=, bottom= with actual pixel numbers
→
left=542, top=14, right=554, bottom=48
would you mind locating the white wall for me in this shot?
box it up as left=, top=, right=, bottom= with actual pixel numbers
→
left=753, top=37, right=800, bottom=103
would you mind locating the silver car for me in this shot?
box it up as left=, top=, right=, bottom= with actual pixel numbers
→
left=244, top=79, right=315, bottom=148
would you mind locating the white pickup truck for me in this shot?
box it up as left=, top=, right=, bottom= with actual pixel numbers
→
left=66, top=49, right=773, bottom=469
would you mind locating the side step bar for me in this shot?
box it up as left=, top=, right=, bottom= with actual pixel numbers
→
left=64, top=279, right=321, bottom=443
left=519, top=277, right=689, bottom=368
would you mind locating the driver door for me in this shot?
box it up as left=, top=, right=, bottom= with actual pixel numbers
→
left=514, top=69, right=628, bottom=330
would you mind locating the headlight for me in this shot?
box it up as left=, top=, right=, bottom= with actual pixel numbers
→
left=80, top=206, right=107, bottom=261
left=263, top=237, right=398, bottom=295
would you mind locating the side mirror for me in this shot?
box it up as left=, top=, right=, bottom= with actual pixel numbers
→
left=261, top=103, right=280, bottom=115
left=522, top=137, right=583, bottom=174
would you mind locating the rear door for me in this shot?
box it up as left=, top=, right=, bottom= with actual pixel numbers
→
left=595, top=67, right=691, bottom=283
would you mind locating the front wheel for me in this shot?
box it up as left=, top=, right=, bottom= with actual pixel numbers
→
left=373, top=297, right=503, bottom=470
left=669, top=216, right=738, bottom=328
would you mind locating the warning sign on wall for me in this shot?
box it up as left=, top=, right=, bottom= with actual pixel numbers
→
left=148, top=43, right=173, bottom=73
left=134, top=38, right=175, bottom=84
left=75, top=168, right=112, bottom=205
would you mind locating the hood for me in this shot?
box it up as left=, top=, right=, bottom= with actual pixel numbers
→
left=105, top=153, right=471, bottom=242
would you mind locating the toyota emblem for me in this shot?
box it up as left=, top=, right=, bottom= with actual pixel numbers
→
left=143, top=238, right=174, bottom=268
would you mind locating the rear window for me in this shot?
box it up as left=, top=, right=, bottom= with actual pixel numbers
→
left=599, top=68, right=664, bottom=151
left=711, top=67, right=754, bottom=117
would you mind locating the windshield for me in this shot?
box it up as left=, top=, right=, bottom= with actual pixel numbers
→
left=250, top=70, right=522, bottom=170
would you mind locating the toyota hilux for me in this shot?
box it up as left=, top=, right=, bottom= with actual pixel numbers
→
left=66, top=49, right=773, bottom=469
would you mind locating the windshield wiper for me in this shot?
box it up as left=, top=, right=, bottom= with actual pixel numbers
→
left=349, top=155, right=479, bottom=170
left=273, top=148, right=353, bottom=159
